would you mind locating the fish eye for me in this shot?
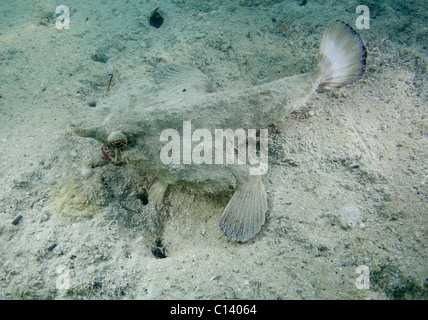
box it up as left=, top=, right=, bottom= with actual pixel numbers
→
left=107, top=131, right=128, bottom=148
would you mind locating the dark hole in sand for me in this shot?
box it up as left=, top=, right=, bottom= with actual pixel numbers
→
left=149, top=7, right=163, bottom=28
left=151, top=238, right=167, bottom=259
left=137, top=190, right=149, bottom=205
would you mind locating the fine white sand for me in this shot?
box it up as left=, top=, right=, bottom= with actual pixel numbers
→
left=0, top=0, right=426, bottom=299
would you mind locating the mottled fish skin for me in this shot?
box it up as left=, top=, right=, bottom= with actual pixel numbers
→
left=74, top=70, right=322, bottom=184
left=74, top=21, right=367, bottom=242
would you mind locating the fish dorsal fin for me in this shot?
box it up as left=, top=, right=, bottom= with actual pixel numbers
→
left=155, top=64, right=217, bottom=94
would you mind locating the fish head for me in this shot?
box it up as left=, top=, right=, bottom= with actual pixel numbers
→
left=72, top=113, right=152, bottom=167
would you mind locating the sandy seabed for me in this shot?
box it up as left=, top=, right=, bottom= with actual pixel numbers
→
left=0, top=0, right=426, bottom=299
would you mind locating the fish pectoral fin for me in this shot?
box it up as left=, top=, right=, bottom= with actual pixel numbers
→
left=155, top=64, right=217, bottom=94
left=148, top=180, right=169, bottom=205
left=219, top=178, right=267, bottom=243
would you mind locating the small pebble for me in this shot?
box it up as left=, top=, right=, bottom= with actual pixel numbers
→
left=81, top=167, right=94, bottom=178
left=91, top=52, right=109, bottom=63
left=339, top=206, right=364, bottom=229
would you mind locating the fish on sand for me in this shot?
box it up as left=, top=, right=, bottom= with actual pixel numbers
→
left=74, top=21, right=367, bottom=243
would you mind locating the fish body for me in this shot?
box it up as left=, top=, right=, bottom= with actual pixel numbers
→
left=75, top=21, right=367, bottom=242
left=76, top=70, right=320, bottom=182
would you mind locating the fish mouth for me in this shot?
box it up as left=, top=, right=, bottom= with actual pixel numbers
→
left=101, top=145, right=125, bottom=166
left=99, top=130, right=130, bottom=166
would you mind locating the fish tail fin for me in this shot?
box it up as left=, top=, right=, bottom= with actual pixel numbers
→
left=318, top=20, right=367, bottom=89
left=219, top=177, right=267, bottom=243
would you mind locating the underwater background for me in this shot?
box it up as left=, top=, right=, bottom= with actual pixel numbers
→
left=0, top=0, right=426, bottom=299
